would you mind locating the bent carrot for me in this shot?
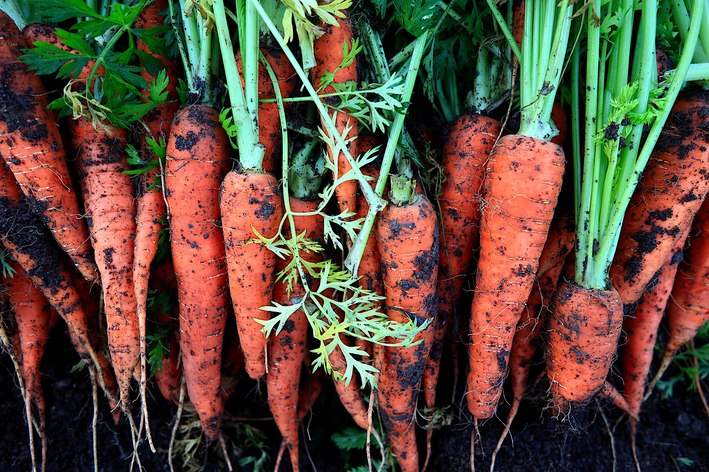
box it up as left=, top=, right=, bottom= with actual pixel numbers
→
left=0, top=14, right=98, bottom=285
left=165, top=104, right=230, bottom=441
left=610, top=87, right=709, bottom=305
left=220, top=170, right=282, bottom=380
left=466, top=135, right=564, bottom=419
left=376, top=189, right=439, bottom=472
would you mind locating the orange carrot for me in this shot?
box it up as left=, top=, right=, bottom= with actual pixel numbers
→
left=376, top=189, right=439, bottom=472
left=466, top=135, right=564, bottom=419
left=268, top=196, right=320, bottom=472
left=425, top=114, right=501, bottom=413
left=220, top=170, right=282, bottom=380
left=647, top=197, right=709, bottom=396
left=165, top=105, right=231, bottom=441
left=4, top=258, right=51, bottom=463
left=132, top=0, right=181, bottom=419
left=70, top=117, right=139, bottom=415
left=621, top=243, right=683, bottom=464
left=235, top=49, right=297, bottom=175
left=610, top=88, right=709, bottom=306
left=0, top=14, right=99, bottom=285
left=546, top=281, right=635, bottom=416
left=311, top=13, right=359, bottom=217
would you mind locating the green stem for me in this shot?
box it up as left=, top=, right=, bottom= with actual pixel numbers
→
left=593, top=0, right=704, bottom=287
left=213, top=0, right=262, bottom=168
left=289, top=139, right=325, bottom=201
left=344, top=30, right=429, bottom=274
left=484, top=0, right=522, bottom=63
left=0, top=0, right=27, bottom=30
left=249, top=0, right=385, bottom=212
left=389, top=175, right=414, bottom=206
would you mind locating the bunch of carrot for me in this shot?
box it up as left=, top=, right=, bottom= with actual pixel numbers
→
left=3, top=1, right=709, bottom=471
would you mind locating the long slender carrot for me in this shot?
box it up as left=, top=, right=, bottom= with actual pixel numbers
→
left=268, top=196, right=320, bottom=472
left=132, top=0, right=181, bottom=428
left=610, top=87, right=709, bottom=306
left=376, top=187, right=438, bottom=472
left=220, top=170, right=282, bottom=380
left=235, top=49, right=297, bottom=175
left=646, top=197, right=709, bottom=397
left=4, top=257, right=51, bottom=470
left=621, top=243, right=683, bottom=466
left=466, top=135, right=564, bottom=419
left=311, top=13, right=359, bottom=217
left=0, top=13, right=99, bottom=285
left=165, top=104, right=231, bottom=441
left=70, top=117, right=139, bottom=416
left=424, top=113, right=501, bottom=413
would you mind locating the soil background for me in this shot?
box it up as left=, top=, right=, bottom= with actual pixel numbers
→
left=1, top=326, right=708, bottom=472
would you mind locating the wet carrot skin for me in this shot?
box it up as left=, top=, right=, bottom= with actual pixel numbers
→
left=467, top=135, right=565, bottom=419
left=165, top=104, right=231, bottom=441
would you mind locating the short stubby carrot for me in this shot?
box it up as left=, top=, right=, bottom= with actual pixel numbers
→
left=165, top=104, right=231, bottom=441
left=220, top=170, right=282, bottom=379
left=546, top=281, right=634, bottom=416
left=610, top=87, right=709, bottom=306
left=466, top=135, right=564, bottom=419
left=70, top=117, right=139, bottom=413
left=312, top=14, right=359, bottom=217
left=235, top=49, right=297, bottom=175
left=0, top=14, right=98, bottom=285
left=376, top=192, right=439, bottom=472
left=425, top=113, right=501, bottom=411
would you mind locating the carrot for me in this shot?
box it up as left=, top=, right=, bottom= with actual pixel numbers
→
left=375, top=186, right=439, bottom=472
left=537, top=214, right=575, bottom=277
left=311, top=13, right=359, bottom=217
left=466, top=135, right=565, bottom=419
left=165, top=104, right=231, bottom=441
left=235, top=49, right=297, bottom=175
left=267, top=196, right=319, bottom=472
left=149, top=256, right=182, bottom=404
left=646, top=197, right=709, bottom=396
left=220, top=169, right=282, bottom=380
left=3, top=257, right=51, bottom=470
left=620, top=243, right=684, bottom=467
left=609, top=87, right=709, bottom=306
left=0, top=13, right=99, bottom=285
left=546, top=281, right=635, bottom=417
left=0, top=160, right=117, bottom=403
left=132, top=0, right=181, bottom=425
left=70, top=117, right=139, bottom=416
left=424, top=113, right=501, bottom=413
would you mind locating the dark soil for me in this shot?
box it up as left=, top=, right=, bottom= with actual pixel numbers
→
left=1, top=327, right=708, bottom=472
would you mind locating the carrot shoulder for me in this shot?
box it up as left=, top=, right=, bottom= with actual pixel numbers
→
left=0, top=14, right=98, bottom=285
left=165, top=105, right=231, bottom=441
left=376, top=191, right=439, bottom=472
left=466, top=135, right=564, bottom=419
